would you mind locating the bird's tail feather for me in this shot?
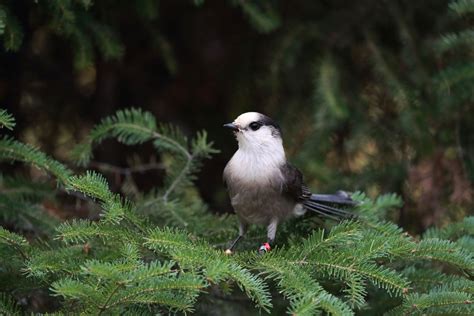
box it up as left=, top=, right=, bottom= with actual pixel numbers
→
left=303, top=191, right=356, bottom=220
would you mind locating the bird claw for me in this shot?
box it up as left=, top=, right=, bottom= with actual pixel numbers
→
left=258, top=242, right=271, bottom=254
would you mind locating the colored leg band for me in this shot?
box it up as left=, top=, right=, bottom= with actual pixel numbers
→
left=259, top=242, right=271, bottom=252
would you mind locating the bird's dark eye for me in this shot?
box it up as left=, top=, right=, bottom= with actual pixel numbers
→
left=249, top=122, right=262, bottom=131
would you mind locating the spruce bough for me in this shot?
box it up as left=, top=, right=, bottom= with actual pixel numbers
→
left=0, top=108, right=472, bottom=315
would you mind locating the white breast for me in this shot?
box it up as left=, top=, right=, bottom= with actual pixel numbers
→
left=225, top=144, right=286, bottom=187
left=227, top=150, right=281, bottom=184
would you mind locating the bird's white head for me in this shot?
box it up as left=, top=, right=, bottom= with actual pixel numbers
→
left=224, top=112, right=284, bottom=155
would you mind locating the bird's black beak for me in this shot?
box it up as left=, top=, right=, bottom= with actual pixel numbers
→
left=223, top=123, right=239, bottom=131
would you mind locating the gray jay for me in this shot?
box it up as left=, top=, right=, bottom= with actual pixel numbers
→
left=223, top=112, right=355, bottom=253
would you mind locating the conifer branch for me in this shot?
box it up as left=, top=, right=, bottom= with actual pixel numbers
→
left=71, top=108, right=217, bottom=203
left=0, top=109, right=15, bottom=130
left=0, top=227, right=29, bottom=260
left=0, top=136, right=72, bottom=184
left=449, top=0, right=474, bottom=15
left=0, top=293, right=21, bottom=315
left=162, top=152, right=194, bottom=203
left=97, top=282, right=124, bottom=316
left=1, top=108, right=473, bottom=315
left=410, top=238, right=473, bottom=273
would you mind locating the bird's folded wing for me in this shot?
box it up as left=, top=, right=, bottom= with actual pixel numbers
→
left=279, top=163, right=311, bottom=202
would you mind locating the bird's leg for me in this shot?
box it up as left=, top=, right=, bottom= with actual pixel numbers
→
left=225, top=236, right=242, bottom=254
left=225, top=222, right=247, bottom=254
left=259, top=219, right=278, bottom=254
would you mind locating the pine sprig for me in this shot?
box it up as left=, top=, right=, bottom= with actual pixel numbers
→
left=144, top=227, right=273, bottom=311
left=315, top=57, right=349, bottom=120
left=0, top=292, right=21, bottom=315
left=0, top=227, right=29, bottom=260
left=226, top=262, right=272, bottom=312
left=449, top=0, right=474, bottom=15
left=257, top=254, right=353, bottom=315
left=0, top=136, right=72, bottom=184
left=67, top=171, right=113, bottom=201
left=87, top=20, right=124, bottom=60
left=297, top=221, right=363, bottom=257
left=0, top=194, right=59, bottom=235
left=0, top=109, right=15, bottom=130
left=233, top=1, right=280, bottom=33
left=55, top=219, right=109, bottom=244
left=0, top=5, right=23, bottom=51
left=71, top=108, right=218, bottom=203
left=51, top=278, right=105, bottom=308
left=388, top=291, right=473, bottom=316
left=306, top=255, right=410, bottom=297
left=0, top=226, right=29, bottom=248
left=433, top=63, right=474, bottom=91
left=289, top=292, right=354, bottom=316
left=424, top=216, right=474, bottom=240
left=0, top=7, right=5, bottom=36
left=435, top=29, right=474, bottom=54
left=52, top=259, right=206, bottom=314
left=107, top=274, right=204, bottom=312
left=90, top=108, right=157, bottom=146
left=352, top=192, right=403, bottom=220
left=410, top=238, right=474, bottom=273
left=25, top=245, right=89, bottom=279
left=457, top=235, right=474, bottom=253
left=71, top=108, right=158, bottom=166
left=66, top=171, right=142, bottom=225
left=0, top=175, right=54, bottom=202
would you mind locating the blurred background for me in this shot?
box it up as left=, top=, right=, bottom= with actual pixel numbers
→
left=0, top=0, right=473, bottom=234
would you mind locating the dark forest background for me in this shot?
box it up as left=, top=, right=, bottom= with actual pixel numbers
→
left=1, top=0, right=473, bottom=234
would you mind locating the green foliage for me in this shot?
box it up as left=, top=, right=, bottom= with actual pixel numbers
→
left=412, top=238, right=473, bottom=272
left=0, top=4, right=23, bottom=51
left=145, top=227, right=273, bottom=312
left=425, top=216, right=474, bottom=239
left=449, top=0, right=474, bottom=15
left=51, top=260, right=205, bottom=314
left=351, top=192, right=404, bottom=220
left=232, top=0, right=280, bottom=33
left=435, top=29, right=474, bottom=54
left=257, top=254, right=353, bottom=315
left=0, top=226, right=29, bottom=256
left=194, top=0, right=280, bottom=33
left=0, top=292, right=21, bottom=315
left=0, top=136, right=72, bottom=184
left=387, top=286, right=473, bottom=315
left=0, top=7, right=5, bottom=36
left=71, top=108, right=157, bottom=165
left=67, top=171, right=138, bottom=225
left=0, top=108, right=473, bottom=315
left=0, top=109, right=15, bottom=130
left=0, top=1, right=161, bottom=69
left=0, top=133, right=61, bottom=232
left=315, top=57, right=349, bottom=121
left=70, top=109, right=218, bottom=199
left=0, top=0, right=281, bottom=69
left=0, top=193, right=59, bottom=234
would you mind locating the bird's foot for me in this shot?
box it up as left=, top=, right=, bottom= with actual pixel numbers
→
left=258, top=242, right=271, bottom=254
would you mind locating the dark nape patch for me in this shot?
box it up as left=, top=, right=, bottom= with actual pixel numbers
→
left=258, top=114, right=282, bottom=136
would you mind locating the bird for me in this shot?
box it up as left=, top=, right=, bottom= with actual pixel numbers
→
left=222, top=112, right=356, bottom=254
